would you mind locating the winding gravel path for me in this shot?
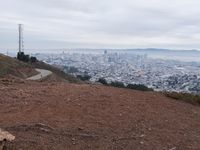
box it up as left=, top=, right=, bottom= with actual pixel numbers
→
left=27, top=69, right=52, bottom=80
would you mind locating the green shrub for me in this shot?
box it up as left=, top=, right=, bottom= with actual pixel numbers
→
left=98, top=78, right=153, bottom=91
left=110, top=81, right=126, bottom=88
left=98, top=78, right=108, bottom=85
left=127, top=84, right=153, bottom=91
left=77, top=75, right=91, bottom=81
left=17, top=52, right=37, bottom=63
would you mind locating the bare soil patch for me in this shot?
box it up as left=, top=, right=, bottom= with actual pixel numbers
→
left=0, top=80, right=200, bottom=149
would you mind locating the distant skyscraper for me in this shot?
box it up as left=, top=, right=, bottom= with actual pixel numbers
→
left=104, top=50, right=107, bottom=55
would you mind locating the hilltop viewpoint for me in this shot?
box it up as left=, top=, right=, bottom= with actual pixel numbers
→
left=0, top=54, right=200, bottom=150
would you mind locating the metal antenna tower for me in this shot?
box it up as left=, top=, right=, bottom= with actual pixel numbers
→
left=18, top=24, right=24, bottom=53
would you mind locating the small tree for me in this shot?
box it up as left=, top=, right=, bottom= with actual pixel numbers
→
left=98, top=78, right=108, bottom=85
left=110, top=81, right=125, bottom=88
left=30, top=56, right=37, bottom=63
left=77, top=75, right=91, bottom=81
left=127, top=84, right=153, bottom=91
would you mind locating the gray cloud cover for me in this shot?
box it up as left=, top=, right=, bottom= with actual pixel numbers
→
left=0, top=0, right=200, bottom=50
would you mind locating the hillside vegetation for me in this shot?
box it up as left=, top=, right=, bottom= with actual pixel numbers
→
left=164, top=92, right=200, bottom=105
left=0, top=54, right=37, bottom=78
left=0, top=54, right=81, bottom=83
left=98, top=78, right=153, bottom=91
left=31, top=61, right=81, bottom=83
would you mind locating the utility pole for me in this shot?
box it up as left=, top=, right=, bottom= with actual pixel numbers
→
left=18, top=24, right=24, bottom=53
left=17, top=24, right=36, bottom=62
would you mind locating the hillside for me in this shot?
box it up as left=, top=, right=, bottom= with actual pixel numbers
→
left=31, top=61, right=81, bottom=83
left=0, top=54, right=37, bottom=79
left=0, top=54, right=81, bottom=83
left=0, top=54, right=200, bottom=149
left=0, top=79, right=200, bottom=150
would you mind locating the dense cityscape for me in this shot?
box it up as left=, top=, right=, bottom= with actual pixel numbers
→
left=33, top=50, right=200, bottom=94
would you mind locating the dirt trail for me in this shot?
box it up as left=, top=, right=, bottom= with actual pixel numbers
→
left=0, top=80, right=200, bottom=149
left=27, top=69, right=52, bottom=80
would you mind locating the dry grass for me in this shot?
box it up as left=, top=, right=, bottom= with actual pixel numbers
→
left=164, top=92, right=200, bottom=106
left=0, top=54, right=37, bottom=78
left=32, top=61, right=82, bottom=83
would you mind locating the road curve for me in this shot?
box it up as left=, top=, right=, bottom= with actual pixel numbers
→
left=27, top=69, right=52, bottom=80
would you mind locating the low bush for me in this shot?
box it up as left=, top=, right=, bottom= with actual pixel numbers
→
left=98, top=78, right=108, bottom=85
left=77, top=75, right=91, bottom=81
left=98, top=78, right=153, bottom=91
left=110, top=81, right=126, bottom=88
left=127, top=84, right=153, bottom=91
left=164, top=92, right=200, bottom=105
left=17, top=52, right=37, bottom=63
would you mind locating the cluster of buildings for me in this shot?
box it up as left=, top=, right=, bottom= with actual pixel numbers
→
left=34, top=51, right=200, bottom=94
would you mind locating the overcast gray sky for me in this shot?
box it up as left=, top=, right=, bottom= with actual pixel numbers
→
left=0, top=0, right=200, bottom=50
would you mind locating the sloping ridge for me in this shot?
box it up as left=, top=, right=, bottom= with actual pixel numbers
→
left=0, top=82, right=200, bottom=149
left=0, top=54, right=37, bottom=79
left=27, top=68, right=52, bottom=80
left=0, top=54, right=81, bottom=83
left=31, top=61, right=81, bottom=83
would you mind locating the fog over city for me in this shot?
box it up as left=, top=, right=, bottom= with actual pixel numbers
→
left=1, top=0, right=200, bottom=49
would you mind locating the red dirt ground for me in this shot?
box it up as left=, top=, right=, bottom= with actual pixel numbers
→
left=0, top=79, right=200, bottom=150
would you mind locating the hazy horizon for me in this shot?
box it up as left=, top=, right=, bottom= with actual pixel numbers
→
left=1, top=0, right=200, bottom=50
